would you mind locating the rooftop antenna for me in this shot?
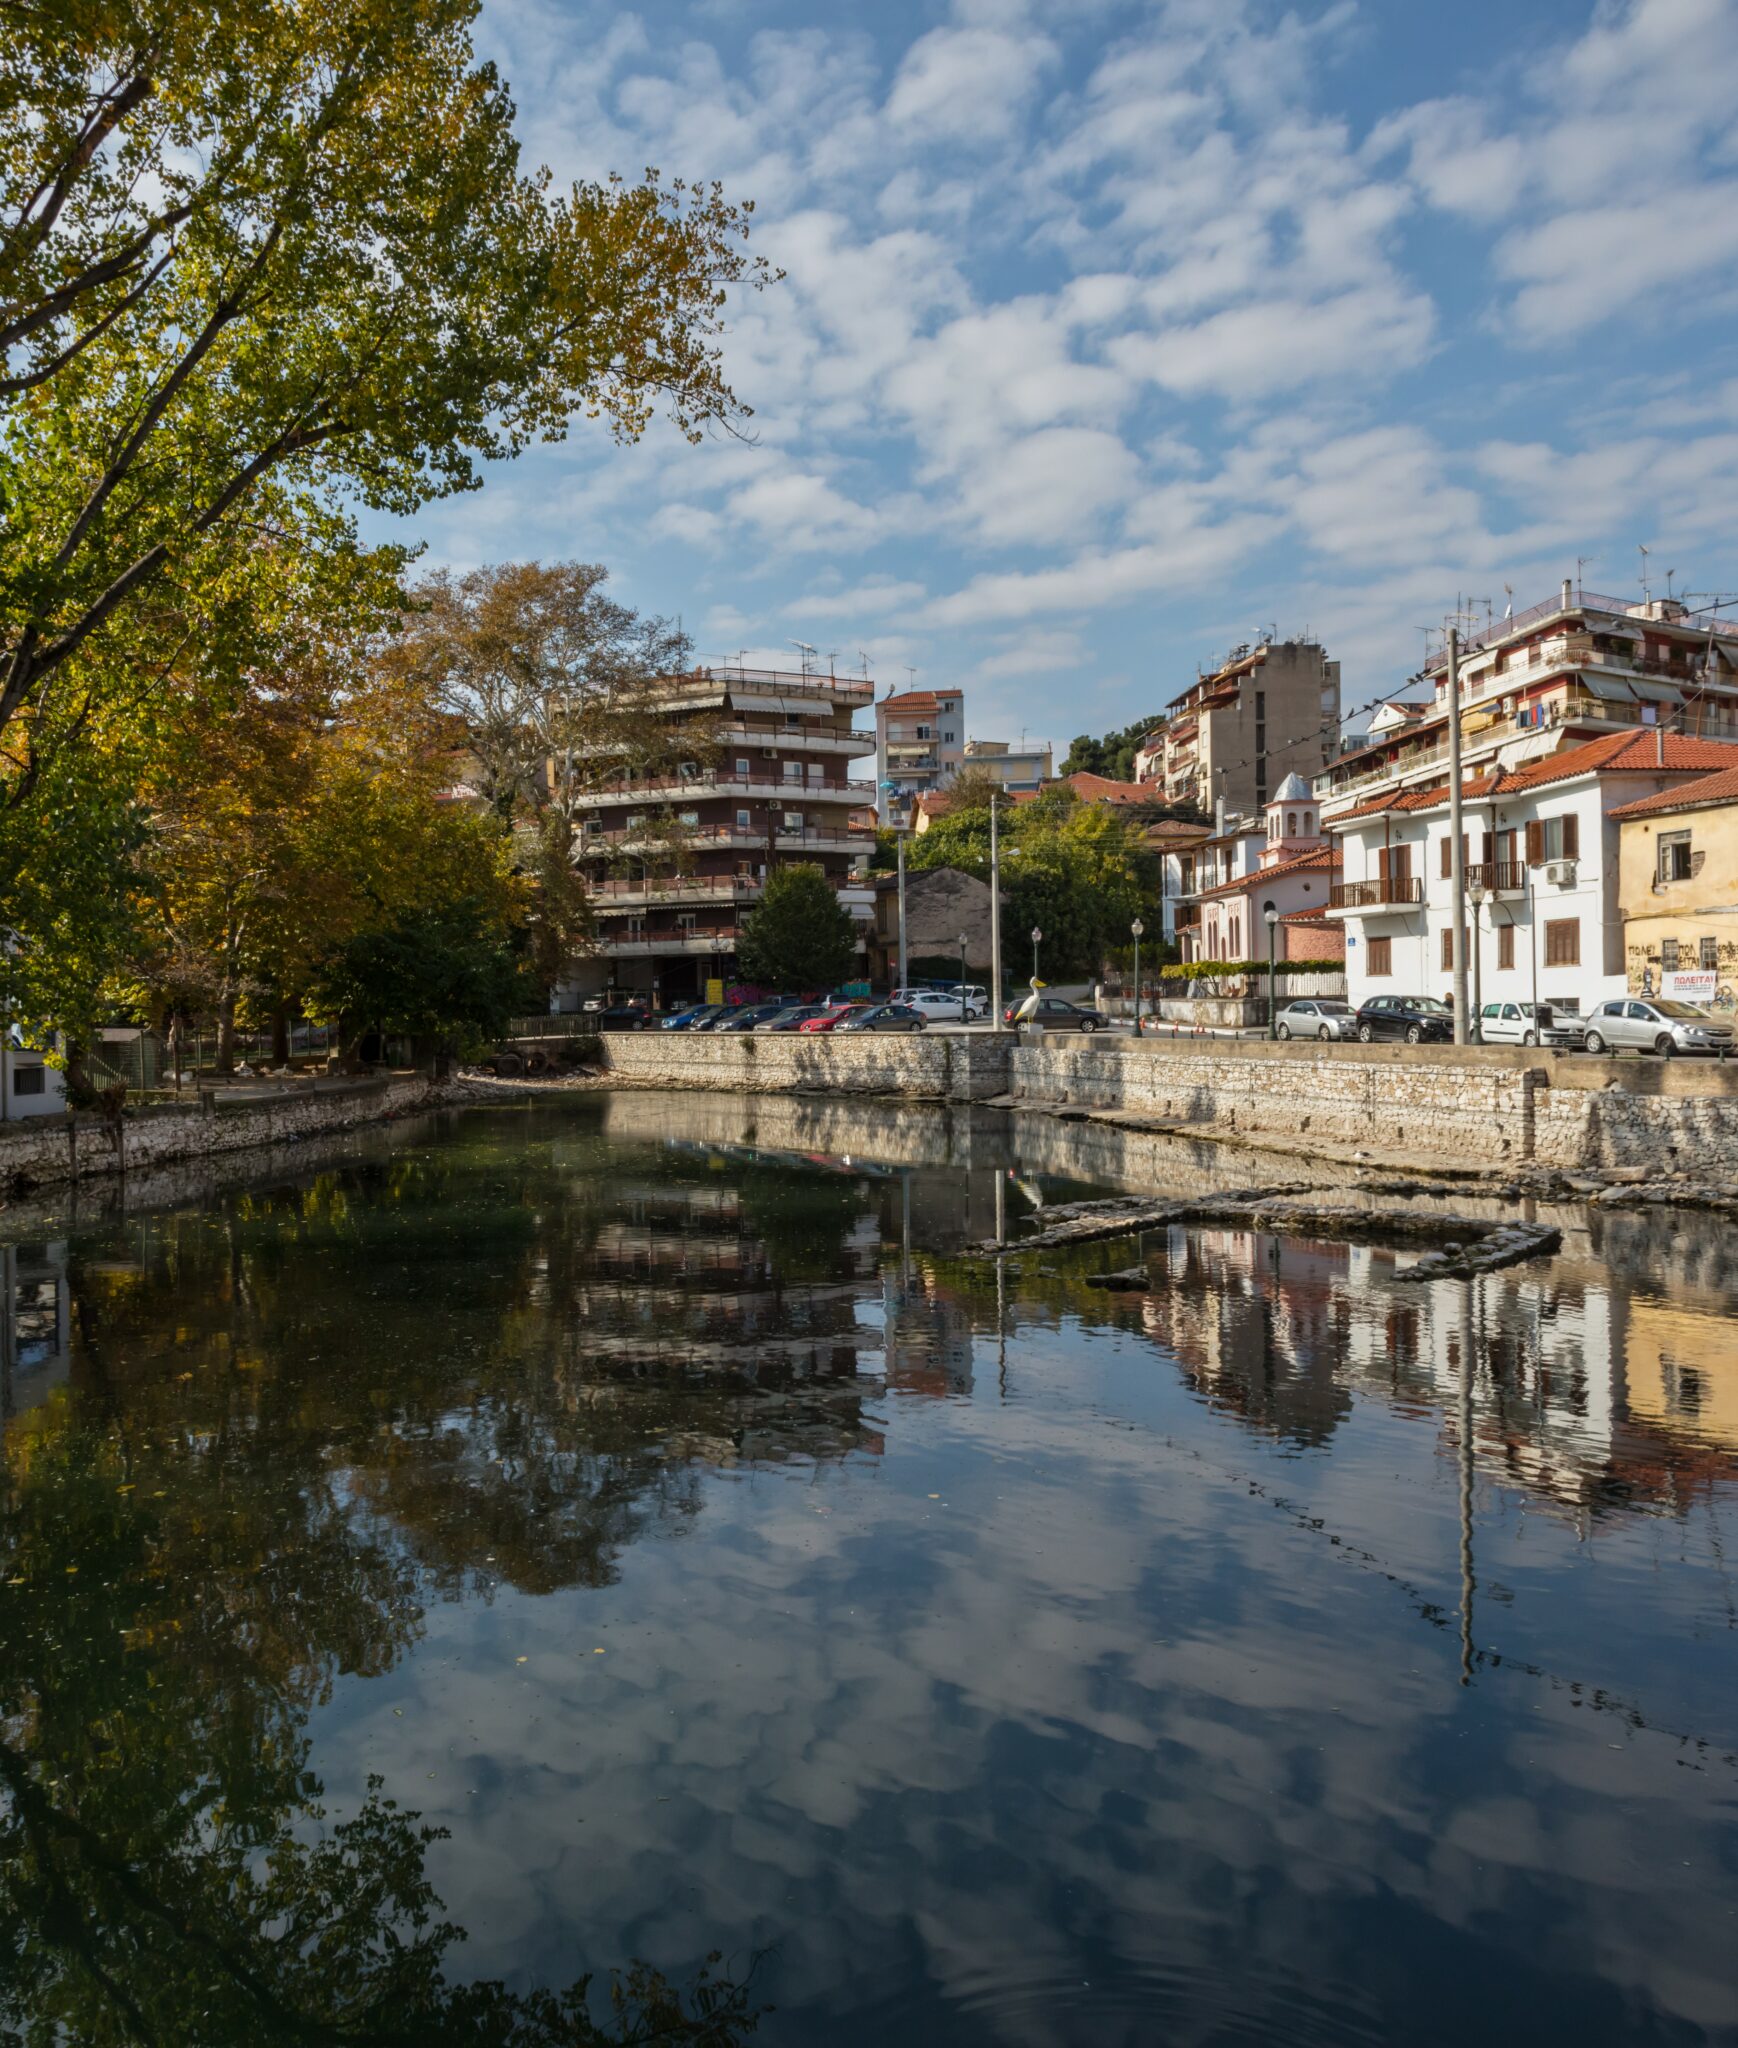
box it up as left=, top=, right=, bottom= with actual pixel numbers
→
left=1576, top=555, right=1592, bottom=600
left=826, top=648, right=839, bottom=678
left=1503, top=583, right=1514, bottom=622
left=737, top=648, right=748, bottom=677
left=1666, top=569, right=1676, bottom=602
left=858, top=649, right=871, bottom=679
left=790, top=639, right=817, bottom=677
left=905, top=665, right=917, bottom=690
left=1639, top=544, right=1651, bottom=604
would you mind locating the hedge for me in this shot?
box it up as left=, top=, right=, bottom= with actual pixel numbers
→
left=1157, top=958, right=1341, bottom=983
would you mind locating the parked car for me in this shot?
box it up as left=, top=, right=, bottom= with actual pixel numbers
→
left=1008, top=994, right=1109, bottom=1033
left=753, top=1005, right=834, bottom=1033
left=594, top=1001, right=652, bottom=1032
left=711, top=1003, right=791, bottom=1034
left=1274, top=997, right=1357, bottom=1041
left=890, top=987, right=986, bottom=1022
left=1353, top=995, right=1453, bottom=1045
left=796, top=1005, right=872, bottom=1033
left=1473, top=1000, right=1585, bottom=1049
left=1580, top=997, right=1736, bottom=1057
left=834, top=1003, right=927, bottom=1034
left=659, top=1003, right=722, bottom=1032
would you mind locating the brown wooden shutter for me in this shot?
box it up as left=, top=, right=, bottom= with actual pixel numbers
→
left=1525, top=819, right=1544, bottom=866
left=1440, top=836, right=1451, bottom=879
left=1562, top=812, right=1579, bottom=860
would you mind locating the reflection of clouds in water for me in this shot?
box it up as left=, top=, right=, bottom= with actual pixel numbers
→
left=323, top=1326, right=1738, bottom=2040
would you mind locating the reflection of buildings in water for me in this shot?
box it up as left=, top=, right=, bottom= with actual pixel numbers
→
left=882, top=1265, right=975, bottom=1400
left=1131, top=1226, right=1738, bottom=1519
left=1, top=1242, right=69, bottom=1418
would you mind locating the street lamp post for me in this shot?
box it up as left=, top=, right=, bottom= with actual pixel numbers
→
left=1131, top=918, right=1144, bottom=1036
left=989, top=792, right=1003, bottom=1031
left=958, top=933, right=969, bottom=1024
left=1030, top=926, right=1042, bottom=990
left=1264, top=902, right=1279, bottom=1039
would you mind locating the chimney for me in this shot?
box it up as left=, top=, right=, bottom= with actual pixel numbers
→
left=1561, top=577, right=1573, bottom=611
left=1656, top=722, right=1664, bottom=766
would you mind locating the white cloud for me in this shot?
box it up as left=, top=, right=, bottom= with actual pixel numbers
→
left=886, top=24, right=1056, bottom=143
left=1495, top=185, right=1738, bottom=342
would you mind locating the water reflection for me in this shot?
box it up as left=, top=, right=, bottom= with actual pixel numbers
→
left=1, top=1095, right=1735, bottom=2045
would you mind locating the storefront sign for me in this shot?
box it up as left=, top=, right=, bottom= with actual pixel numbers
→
left=1664, top=970, right=1716, bottom=1004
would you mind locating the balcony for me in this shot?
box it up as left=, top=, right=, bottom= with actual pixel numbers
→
left=715, top=722, right=875, bottom=757
left=597, top=926, right=747, bottom=957
left=580, top=821, right=874, bottom=858
left=1329, top=878, right=1423, bottom=910
left=1465, top=861, right=1526, bottom=895
left=572, top=771, right=875, bottom=810
left=593, top=870, right=871, bottom=915
left=642, top=668, right=874, bottom=713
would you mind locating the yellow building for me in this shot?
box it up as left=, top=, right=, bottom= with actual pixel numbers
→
left=1613, top=764, right=1738, bottom=1004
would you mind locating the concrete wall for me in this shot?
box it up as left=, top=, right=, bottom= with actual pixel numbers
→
left=0, top=1076, right=444, bottom=1194
left=599, top=1030, right=1013, bottom=1100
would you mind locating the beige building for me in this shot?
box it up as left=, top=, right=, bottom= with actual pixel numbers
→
left=1161, top=639, right=1339, bottom=818
left=1612, top=762, right=1738, bottom=1004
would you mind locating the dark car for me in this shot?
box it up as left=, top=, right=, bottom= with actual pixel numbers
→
left=660, top=1003, right=724, bottom=1032
left=1354, top=995, right=1453, bottom=1045
left=835, top=1003, right=927, bottom=1034
left=754, top=1005, right=834, bottom=1033
left=711, top=1003, right=790, bottom=1033
left=595, top=1001, right=653, bottom=1032
left=1006, top=994, right=1109, bottom=1033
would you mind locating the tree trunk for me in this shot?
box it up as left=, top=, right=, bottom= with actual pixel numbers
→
left=214, top=995, right=237, bottom=1076
left=271, top=1004, right=290, bottom=1068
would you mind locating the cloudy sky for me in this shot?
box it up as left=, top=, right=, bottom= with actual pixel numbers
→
left=388, top=0, right=1738, bottom=758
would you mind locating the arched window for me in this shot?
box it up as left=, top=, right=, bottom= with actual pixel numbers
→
left=1287, top=812, right=1297, bottom=835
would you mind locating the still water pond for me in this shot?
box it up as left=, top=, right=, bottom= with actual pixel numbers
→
left=4, top=1094, right=1737, bottom=2045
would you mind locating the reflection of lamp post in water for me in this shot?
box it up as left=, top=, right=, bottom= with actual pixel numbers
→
left=959, top=932, right=969, bottom=1023
left=1458, top=1280, right=1477, bottom=1686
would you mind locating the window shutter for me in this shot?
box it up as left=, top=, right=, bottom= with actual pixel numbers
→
left=1562, top=813, right=1579, bottom=860
left=1440, top=837, right=1451, bottom=879
left=1525, top=819, right=1544, bottom=866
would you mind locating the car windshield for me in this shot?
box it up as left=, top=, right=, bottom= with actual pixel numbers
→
left=1315, top=1000, right=1352, bottom=1013
left=1409, top=999, right=1452, bottom=1015
left=1653, top=1001, right=1713, bottom=1019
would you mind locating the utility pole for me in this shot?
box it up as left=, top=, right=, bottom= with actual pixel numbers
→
left=989, top=792, right=1004, bottom=1028
left=1446, top=625, right=1470, bottom=1045
left=896, top=825, right=909, bottom=992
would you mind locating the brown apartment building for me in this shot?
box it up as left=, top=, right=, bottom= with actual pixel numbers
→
left=1160, top=639, right=1341, bottom=819
left=566, top=665, right=878, bottom=1004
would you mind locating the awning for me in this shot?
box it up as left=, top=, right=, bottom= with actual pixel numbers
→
left=730, top=689, right=824, bottom=716
left=1579, top=672, right=1680, bottom=705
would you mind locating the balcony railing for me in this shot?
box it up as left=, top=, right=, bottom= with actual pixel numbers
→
left=593, top=870, right=871, bottom=913
left=573, top=772, right=875, bottom=809
left=579, top=822, right=873, bottom=854
left=1464, top=861, right=1526, bottom=894
left=714, top=722, right=875, bottom=755
left=1329, top=878, right=1423, bottom=909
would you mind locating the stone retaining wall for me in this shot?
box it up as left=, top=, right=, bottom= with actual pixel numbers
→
left=597, top=1031, right=1014, bottom=1101
left=0, top=1076, right=445, bottom=1194
left=1012, top=1037, right=1738, bottom=1171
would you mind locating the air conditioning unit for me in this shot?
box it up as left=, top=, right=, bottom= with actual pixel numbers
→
left=762, top=747, right=778, bottom=760
left=1544, top=858, right=1577, bottom=885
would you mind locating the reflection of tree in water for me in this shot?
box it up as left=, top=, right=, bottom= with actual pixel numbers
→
left=0, top=1129, right=841, bottom=2044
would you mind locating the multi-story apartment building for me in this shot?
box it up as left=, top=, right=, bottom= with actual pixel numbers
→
left=875, top=687, right=964, bottom=815
left=567, top=665, right=877, bottom=1003
left=1314, top=583, right=1738, bottom=813
left=961, top=736, right=1051, bottom=793
left=1160, top=639, right=1340, bottom=817
left=1325, top=729, right=1738, bottom=1012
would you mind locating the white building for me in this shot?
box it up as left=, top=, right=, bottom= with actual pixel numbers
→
left=1326, top=729, right=1738, bottom=1012
left=2, top=1033, right=65, bottom=1120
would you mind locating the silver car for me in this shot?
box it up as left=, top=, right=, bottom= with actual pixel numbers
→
left=1581, top=997, right=1735, bottom=1057
left=1274, top=997, right=1357, bottom=1041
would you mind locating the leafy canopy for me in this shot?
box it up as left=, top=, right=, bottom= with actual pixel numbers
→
left=736, top=864, right=856, bottom=993
left=1060, top=714, right=1167, bottom=783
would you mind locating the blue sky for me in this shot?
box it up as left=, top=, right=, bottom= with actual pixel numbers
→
left=384, top=0, right=1738, bottom=758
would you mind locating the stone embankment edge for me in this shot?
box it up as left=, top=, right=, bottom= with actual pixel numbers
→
left=590, top=1031, right=1738, bottom=1181
left=0, top=1075, right=469, bottom=1198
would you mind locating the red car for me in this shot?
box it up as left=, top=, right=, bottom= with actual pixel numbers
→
left=797, top=1004, right=870, bottom=1033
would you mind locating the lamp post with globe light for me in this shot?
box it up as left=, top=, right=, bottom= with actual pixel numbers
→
left=1131, top=917, right=1144, bottom=1037
left=1264, top=902, right=1279, bottom=1039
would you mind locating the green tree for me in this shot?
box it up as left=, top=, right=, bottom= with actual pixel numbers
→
left=736, top=863, right=855, bottom=993
left=1060, top=714, right=1166, bottom=782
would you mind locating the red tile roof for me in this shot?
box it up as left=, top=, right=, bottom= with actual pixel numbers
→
left=1191, top=847, right=1338, bottom=899
left=1323, top=732, right=1738, bottom=826
left=1063, top=771, right=1154, bottom=805
left=1609, top=763, right=1738, bottom=818
left=879, top=689, right=960, bottom=714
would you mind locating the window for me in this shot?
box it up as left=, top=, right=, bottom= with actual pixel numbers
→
left=1525, top=814, right=1580, bottom=865
left=916, top=724, right=932, bottom=740
left=1498, top=924, right=1515, bottom=971
left=1659, top=832, right=1693, bottom=882
left=1544, top=919, right=1580, bottom=967
left=1369, top=936, right=1393, bottom=976
left=735, top=809, right=751, bottom=829
left=783, top=761, right=802, bottom=780
left=676, top=913, right=696, bottom=932
left=1662, top=938, right=1680, bottom=973
left=678, top=809, right=699, bottom=828
left=1701, top=936, right=1719, bottom=971
left=1441, top=927, right=1455, bottom=970
left=782, top=811, right=803, bottom=831
left=1287, top=812, right=1297, bottom=835
left=735, top=757, right=751, bottom=776
left=13, top=1065, right=45, bottom=1097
